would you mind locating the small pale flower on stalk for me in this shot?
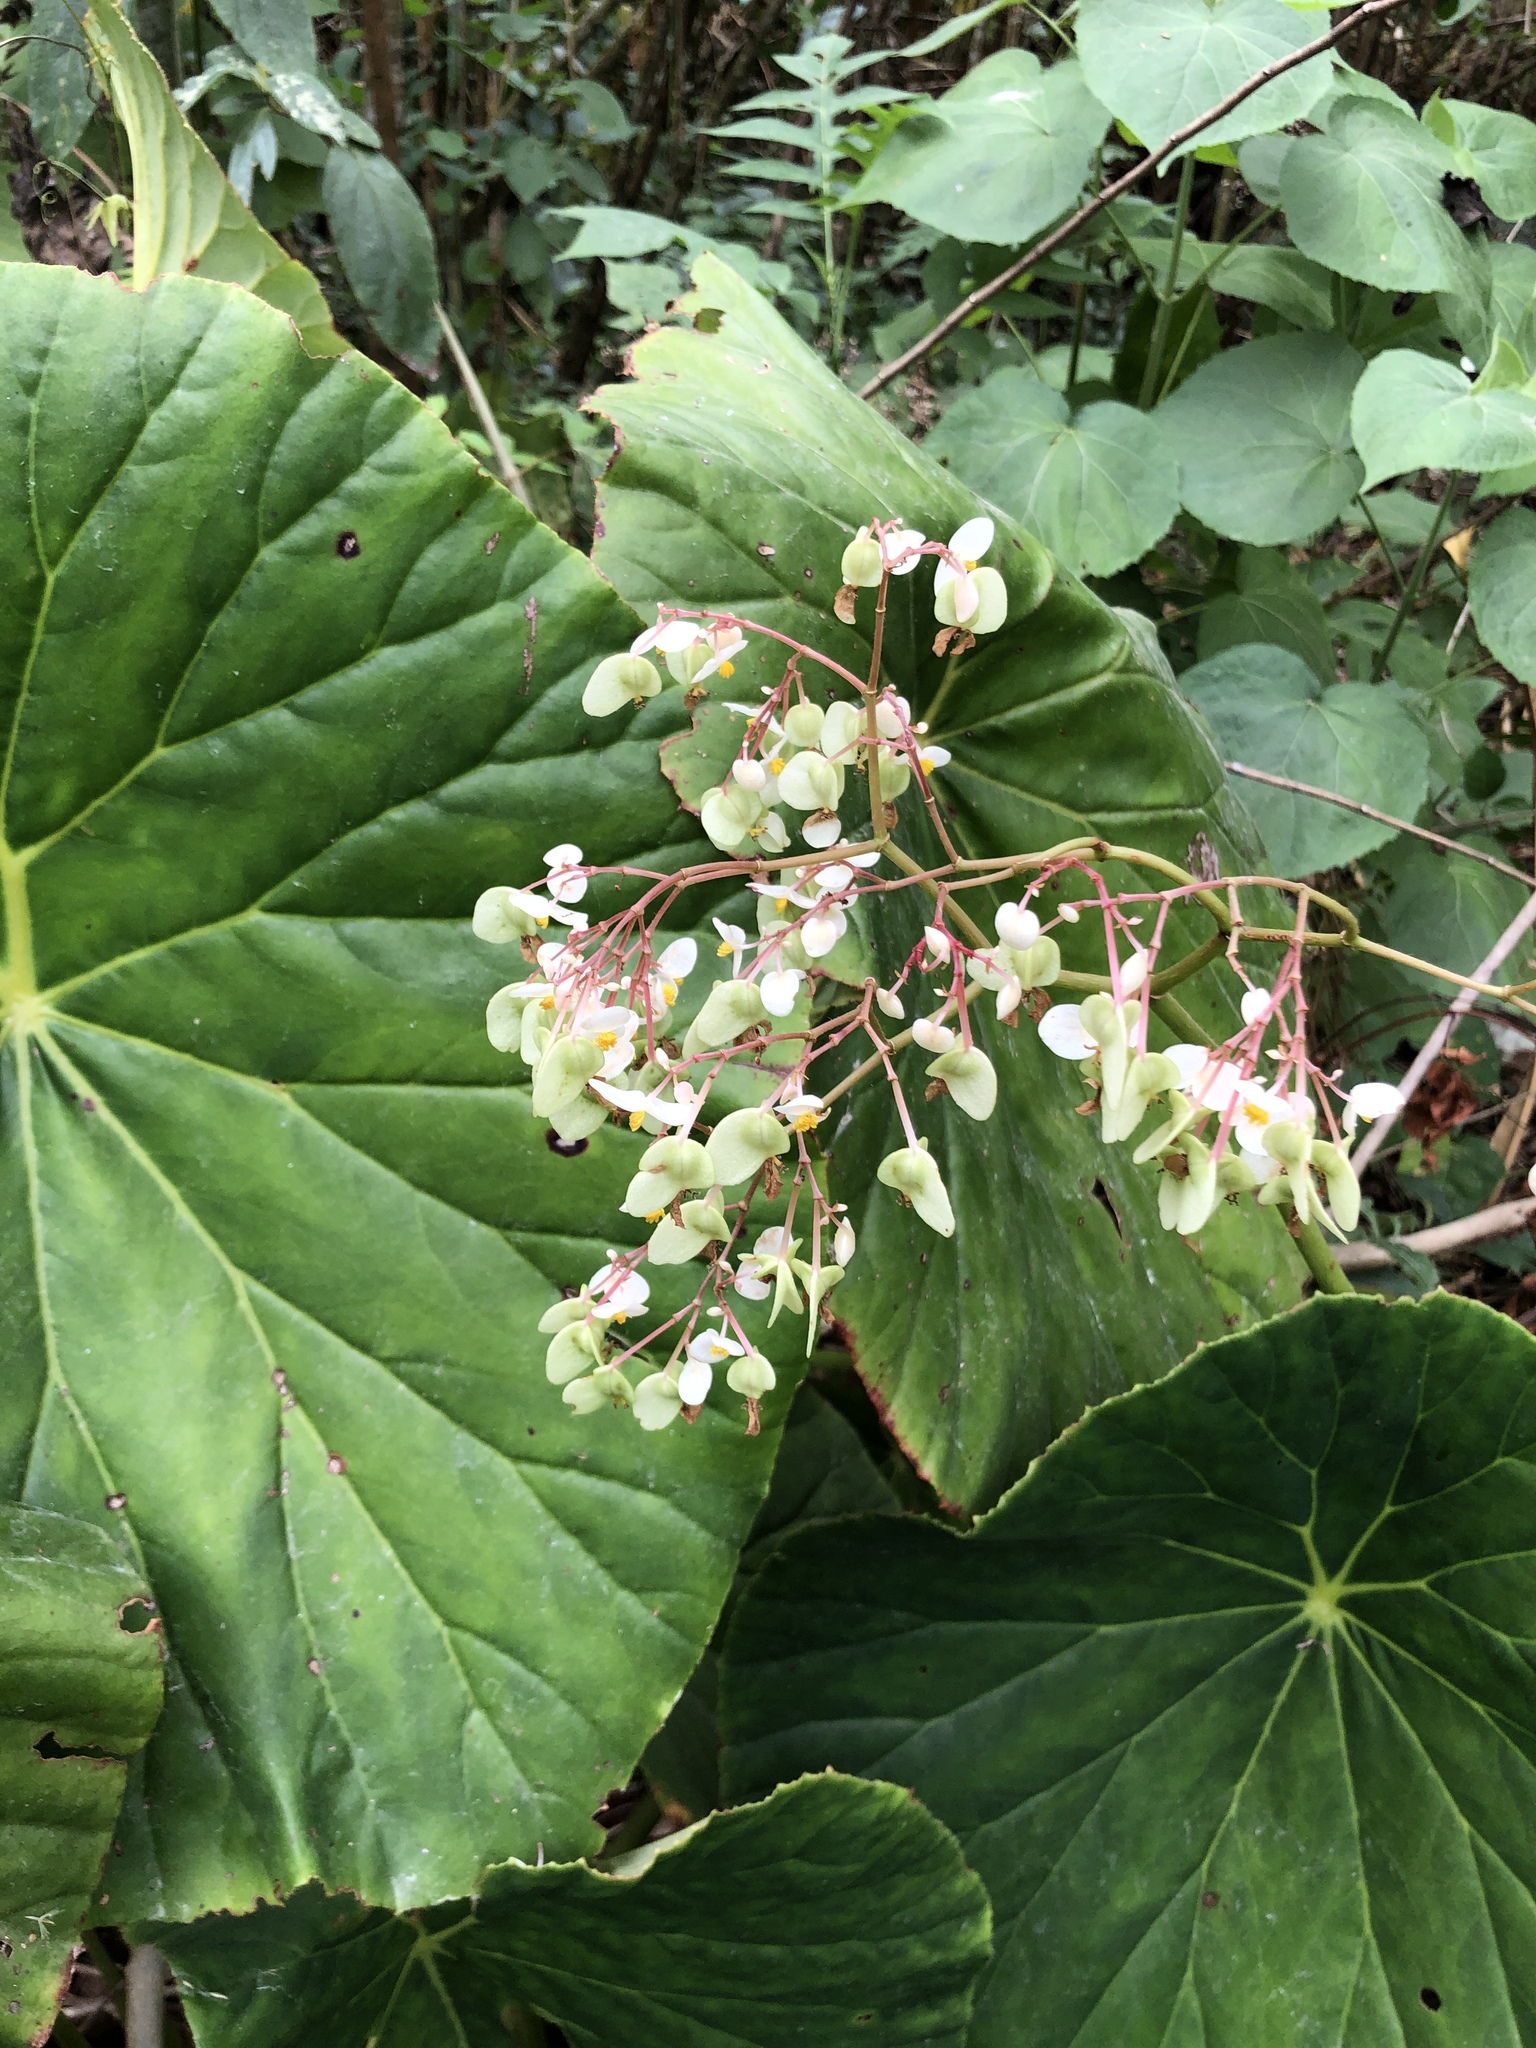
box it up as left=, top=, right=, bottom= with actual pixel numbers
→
left=685, top=977, right=770, bottom=1052
left=877, top=1140, right=955, bottom=1236
left=833, top=1215, right=857, bottom=1266
left=801, top=904, right=847, bottom=959
left=713, top=918, right=748, bottom=972
left=473, top=885, right=550, bottom=943
left=912, top=1013, right=956, bottom=1055
left=543, top=843, right=587, bottom=906
left=740, top=1227, right=808, bottom=1323
left=632, top=1372, right=684, bottom=1431
left=727, top=1349, right=777, bottom=1434
left=995, top=902, right=1040, bottom=951
left=933, top=518, right=1006, bottom=634
left=926, top=1045, right=997, bottom=1122
left=1342, top=1081, right=1405, bottom=1134
left=876, top=985, right=905, bottom=1020
left=779, top=1092, right=828, bottom=1133
left=620, top=1136, right=718, bottom=1219
left=709, top=1106, right=791, bottom=1185
left=583, top=652, right=663, bottom=717
left=680, top=1329, right=745, bottom=1407
left=1158, top=1133, right=1220, bottom=1236
left=761, top=967, right=804, bottom=1016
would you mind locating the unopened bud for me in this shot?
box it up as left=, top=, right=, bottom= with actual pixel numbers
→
left=726, top=1351, right=777, bottom=1399
left=732, top=757, right=768, bottom=793
left=995, top=901, right=1040, bottom=950
left=841, top=533, right=883, bottom=587
left=531, top=1034, right=604, bottom=1116
left=925, top=1045, right=997, bottom=1122
left=686, top=977, right=770, bottom=1051
left=783, top=702, right=826, bottom=748
left=833, top=1217, right=856, bottom=1266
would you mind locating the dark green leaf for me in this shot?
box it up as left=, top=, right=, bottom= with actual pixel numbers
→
left=1378, top=834, right=1532, bottom=984
left=1196, top=545, right=1335, bottom=682
left=1470, top=504, right=1536, bottom=685
left=23, top=0, right=94, bottom=163
left=721, top=1293, right=1536, bottom=2047
left=1179, top=643, right=1429, bottom=875
left=590, top=254, right=1295, bottom=1516
left=846, top=52, right=1106, bottom=246
left=925, top=368, right=1179, bottom=576
left=0, top=1505, right=162, bottom=2046
left=0, top=263, right=796, bottom=1926
left=150, top=1775, right=991, bottom=2048
left=207, top=0, right=318, bottom=78
left=1076, top=0, right=1331, bottom=155
left=1160, top=333, right=1365, bottom=545
left=321, top=145, right=441, bottom=374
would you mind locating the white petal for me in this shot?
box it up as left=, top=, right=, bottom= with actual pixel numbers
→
left=912, top=1016, right=956, bottom=1054
left=948, top=516, right=994, bottom=562
left=1346, top=1081, right=1405, bottom=1122
left=802, top=909, right=846, bottom=958
left=801, top=814, right=844, bottom=849
left=678, top=1357, right=713, bottom=1405
left=875, top=986, right=905, bottom=1019
left=544, top=842, right=582, bottom=869
left=995, top=902, right=1040, bottom=950
left=1240, top=986, right=1273, bottom=1026
left=760, top=968, right=803, bottom=1016
left=1038, top=1004, right=1095, bottom=1060
left=658, top=937, right=698, bottom=978
left=656, top=619, right=702, bottom=652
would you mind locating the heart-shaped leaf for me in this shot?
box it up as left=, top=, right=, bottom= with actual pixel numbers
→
left=1159, top=333, right=1365, bottom=546
left=926, top=368, right=1180, bottom=576
left=0, top=1505, right=162, bottom=2046
left=846, top=51, right=1106, bottom=246
left=148, top=1775, right=991, bottom=2048
left=1075, top=0, right=1331, bottom=155
left=1178, top=643, right=1429, bottom=875
left=1352, top=349, right=1536, bottom=488
left=1442, top=98, right=1536, bottom=221
left=0, top=261, right=798, bottom=1928
left=1196, top=545, right=1335, bottom=682
left=1470, top=504, right=1536, bottom=684
left=589, top=254, right=1296, bottom=1515
left=721, top=1293, right=1536, bottom=2047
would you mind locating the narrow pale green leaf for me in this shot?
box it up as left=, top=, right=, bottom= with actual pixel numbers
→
left=1470, top=503, right=1536, bottom=685
left=1280, top=97, right=1474, bottom=293
left=1179, top=643, right=1429, bottom=875
left=321, top=145, right=441, bottom=375
left=0, top=263, right=798, bottom=1928
left=721, top=1293, right=1536, bottom=2048
left=1159, top=332, right=1365, bottom=545
left=590, top=252, right=1296, bottom=1515
left=1351, top=347, right=1536, bottom=487
left=149, top=1775, right=991, bottom=2048
left=846, top=52, right=1106, bottom=246
left=926, top=368, right=1179, bottom=576
left=82, top=0, right=341, bottom=355
left=0, top=1505, right=162, bottom=2047
left=1076, top=0, right=1331, bottom=155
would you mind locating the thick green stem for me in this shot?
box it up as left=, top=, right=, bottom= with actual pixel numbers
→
left=1137, top=153, right=1196, bottom=410
left=1371, top=470, right=1460, bottom=681
left=1295, top=1218, right=1355, bottom=1295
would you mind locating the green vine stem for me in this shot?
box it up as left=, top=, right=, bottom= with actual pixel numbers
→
left=1294, top=1218, right=1356, bottom=1296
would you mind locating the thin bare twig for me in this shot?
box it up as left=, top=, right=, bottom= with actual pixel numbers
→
left=1353, top=888, right=1536, bottom=1172
left=1226, top=761, right=1535, bottom=888
left=434, top=305, right=537, bottom=517
left=1334, top=1196, right=1536, bottom=1269
left=857, top=0, right=1410, bottom=399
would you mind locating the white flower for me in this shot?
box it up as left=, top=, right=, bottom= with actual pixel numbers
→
left=1233, top=1082, right=1307, bottom=1155
left=995, top=902, right=1040, bottom=951
left=879, top=525, right=926, bottom=574
left=833, top=1217, right=856, bottom=1266
left=876, top=695, right=912, bottom=740
left=1164, top=1044, right=1244, bottom=1114
left=912, top=1014, right=956, bottom=1054
left=692, top=623, right=747, bottom=684
left=657, top=937, right=698, bottom=980
left=1343, top=1081, right=1405, bottom=1135
left=713, top=918, right=748, bottom=972
left=1240, top=986, right=1274, bottom=1026
left=922, top=925, right=951, bottom=967
left=543, top=843, right=587, bottom=905
left=779, top=1092, right=827, bottom=1133
left=733, top=758, right=768, bottom=793
left=802, top=905, right=847, bottom=958
left=875, top=985, right=905, bottom=1019
left=591, top=1076, right=700, bottom=1133
left=1038, top=1004, right=1096, bottom=1061
left=760, top=967, right=803, bottom=1016
left=917, top=744, right=952, bottom=775
left=587, top=1258, right=650, bottom=1322
left=933, top=516, right=995, bottom=623
left=574, top=1004, right=641, bottom=1078
left=801, top=812, right=845, bottom=849
left=631, top=617, right=701, bottom=657
left=680, top=1328, right=745, bottom=1405
left=733, top=1261, right=772, bottom=1301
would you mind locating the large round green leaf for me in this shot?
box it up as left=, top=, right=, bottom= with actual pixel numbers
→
left=0, top=1503, right=162, bottom=2045
left=1279, top=98, right=1477, bottom=295
left=0, top=262, right=800, bottom=1927
left=1352, top=350, right=1536, bottom=489
left=1075, top=0, right=1331, bottom=155
left=1470, top=505, right=1536, bottom=686
left=149, top=1775, right=991, bottom=2048
left=1159, top=333, right=1365, bottom=546
left=846, top=51, right=1106, bottom=247
left=1178, top=644, right=1429, bottom=876
left=1443, top=99, right=1536, bottom=221
left=926, top=368, right=1179, bottom=576
left=721, top=1293, right=1536, bottom=2047
left=590, top=253, right=1295, bottom=1516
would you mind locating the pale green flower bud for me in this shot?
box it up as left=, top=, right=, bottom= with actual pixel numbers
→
left=549, top=1092, right=608, bottom=1142
left=620, top=1135, right=718, bottom=1217
left=685, top=977, right=769, bottom=1052
left=877, top=1141, right=955, bottom=1236
left=583, top=652, right=662, bottom=717
left=666, top=639, right=714, bottom=686
left=967, top=565, right=1007, bottom=633
left=647, top=1215, right=713, bottom=1264
left=1312, top=1140, right=1360, bottom=1232
left=537, top=1295, right=588, bottom=1335
left=709, top=1106, right=790, bottom=1185
left=841, top=533, right=883, bottom=587
left=800, top=1264, right=845, bottom=1352
left=589, top=1363, right=634, bottom=1406
left=1132, top=1090, right=1200, bottom=1166
left=546, top=1318, right=602, bottom=1385
left=531, top=1034, right=604, bottom=1116
left=487, top=982, right=539, bottom=1054
left=925, top=1045, right=997, bottom=1122
left=783, top=701, right=826, bottom=748
left=727, top=1351, right=777, bottom=1398
left=681, top=1197, right=730, bottom=1240
left=1010, top=935, right=1061, bottom=989
left=473, top=886, right=547, bottom=943
left=633, top=1371, right=683, bottom=1431
left=1157, top=1135, right=1219, bottom=1236
left=1216, top=1154, right=1258, bottom=1195
left=777, top=749, right=842, bottom=812
left=821, top=700, right=865, bottom=756
left=562, top=1374, right=608, bottom=1415
left=876, top=748, right=911, bottom=799
left=522, top=1005, right=550, bottom=1066
left=701, top=781, right=763, bottom=852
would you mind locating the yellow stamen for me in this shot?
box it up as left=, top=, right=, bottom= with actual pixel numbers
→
left=645, top=1209, right=665, bottom=1223
left=719, top=660, right=735, bottom=678
left=792, top=1111, right=820, bottom=1133
left=717, top=940, right=735, bottom=957
left=775, top=896, right=787, bottom=913
left=769, top=756, right=785, bottom=775
left=1242, top=1102, right=1270, bottom=1126
left=629, top=1110, right=646, bottom=1131
left=595, top=1030, right=618, bottom=1050
left=663, top=982, right=677, bottom=1005
left=539, top=995, right=556, bottom=1010
left=535, top=914, right=549, bottom=927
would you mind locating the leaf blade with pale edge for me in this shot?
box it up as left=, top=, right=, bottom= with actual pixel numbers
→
left=588, top=252, right=1296, bottom=1517
left=0, top=1505, right=163, bottom=2046
left=0, top=263, right=796, bottom=1926
left=1159, top=332, right=1365, bottom=546
left=720, top=1294, right=1536, bottom=2048
left=1075, top=0, right=1330, bottom=155
left=147, top=1775, right=991, bottom=2048
left=1352, top=349, right=1536, bottom=489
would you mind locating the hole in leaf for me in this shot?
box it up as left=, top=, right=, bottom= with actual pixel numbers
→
left=693, top=306, right=724, bottom=333
left=336, top=530, right=361, bottom=559
left=545, top=1129, right=589, bottom=1157
left=34, top=1732, right=113, bottom=1761
left=1421, top=1988, right=1442, bottom=2012
left=117, top=1599, right=154, bottom=1634
left=1090, top=1179, right=1124, bottom=1241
